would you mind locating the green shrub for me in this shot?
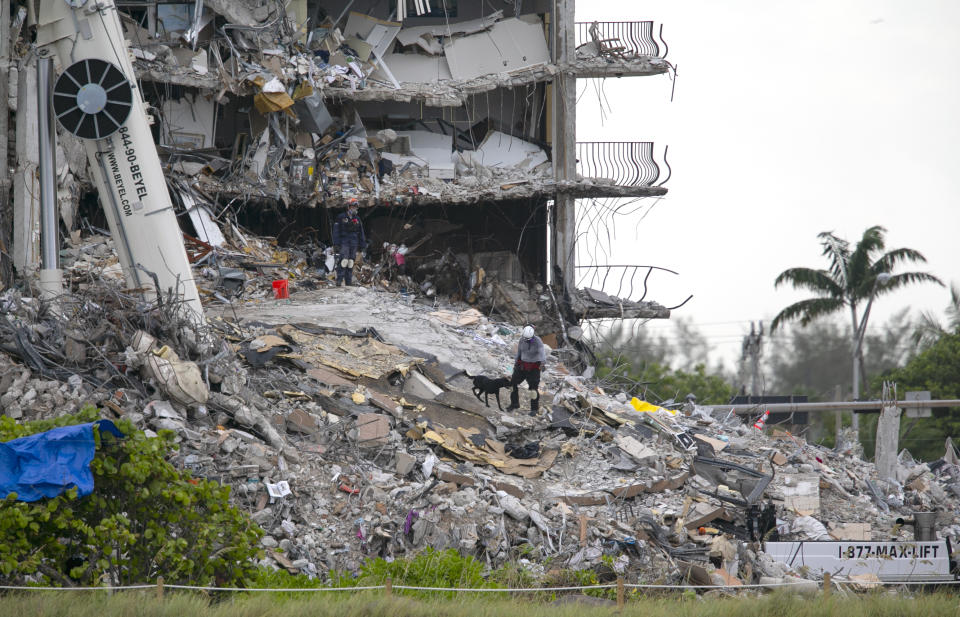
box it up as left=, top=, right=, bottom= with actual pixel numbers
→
left=0, top=407, right=263, bottom=587
left=333, top=548, right=497, bottom=597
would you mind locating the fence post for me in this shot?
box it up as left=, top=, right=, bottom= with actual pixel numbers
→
left=385, top=577, right=392, bottom=598
left=156, top=576, right=164, bottom=599
left=823, top=572, right=831, bottom=597
left=616, top=577, right=624, bottom=610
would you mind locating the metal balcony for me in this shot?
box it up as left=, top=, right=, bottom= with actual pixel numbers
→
left=576, top=141, right=670, bottom=188
left=575, top=21, right=669, bottom=60
left=568, top=265, right=690, bottom=321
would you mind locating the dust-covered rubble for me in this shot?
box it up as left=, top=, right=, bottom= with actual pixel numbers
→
left=3, top=257, right=960, bottom=590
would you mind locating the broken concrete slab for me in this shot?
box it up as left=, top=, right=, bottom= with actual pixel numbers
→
left=403, top=370, right=443, bottom=400
left=353, top=413, right=391, bottom=447
left=286, top=408, right=320, bottom=435
left=780, top=474, right=821, bottom=515
left=614, top=433, right=658, bottom=466
left=394, top=451, right=416, bottom=476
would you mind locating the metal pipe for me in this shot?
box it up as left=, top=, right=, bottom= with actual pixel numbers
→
left=37, top=56, right=57, bottom=270
left=895, top=512, right=937, bottom=542
left=706, top=399, right=960, bottom=414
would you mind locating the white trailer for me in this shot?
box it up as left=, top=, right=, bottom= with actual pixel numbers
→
left=764, top=540, right=955, bottom=583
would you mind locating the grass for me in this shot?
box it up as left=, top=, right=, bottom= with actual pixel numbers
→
left=0, top=590, right=958, bottom=617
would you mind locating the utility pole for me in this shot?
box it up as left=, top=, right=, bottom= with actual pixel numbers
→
left=851, top=273, right=891, bottom=436
left=740, top=321, right=763, bottom=397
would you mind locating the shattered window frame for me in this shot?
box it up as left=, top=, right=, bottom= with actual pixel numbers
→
left=117, top=0, right=196, bottom=39
left=117, top=1, right=156, bottom=35
left=156, top=3, right=195, bottom=38
left=405, top=0, right=458, bottom=18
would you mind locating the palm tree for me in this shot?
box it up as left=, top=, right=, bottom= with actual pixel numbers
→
left=771, top=225, right=943, bottom=397
left=913, top=282, right=960, bottom=349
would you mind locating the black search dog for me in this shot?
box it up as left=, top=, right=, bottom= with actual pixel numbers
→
left=466, top=373, right=511, bottom=411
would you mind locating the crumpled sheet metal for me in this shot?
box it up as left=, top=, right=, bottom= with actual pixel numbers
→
left=422, top=426, right=558, bottom=479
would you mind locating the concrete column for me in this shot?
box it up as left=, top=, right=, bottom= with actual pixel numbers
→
left=834, top=384, right=843, bottom=449
left=12, top=60, right=39, bottom=274
left=875, top=405, right=902, bottom=481
left=37, top=56, right=63, bottom=300
left=551, top=0, right=577, bottom=294
left=0, top=0, right=11, bottom=287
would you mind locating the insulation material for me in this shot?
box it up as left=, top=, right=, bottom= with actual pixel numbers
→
left=444, top=17, right=550, bottom=81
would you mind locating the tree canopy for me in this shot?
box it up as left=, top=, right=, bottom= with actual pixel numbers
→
left=868, top=333, right=960, bottom=461
left=771, top=225, right=942, bottom=332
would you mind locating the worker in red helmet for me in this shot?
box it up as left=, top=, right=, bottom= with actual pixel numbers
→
left=507, top=325, right=547, bottom=416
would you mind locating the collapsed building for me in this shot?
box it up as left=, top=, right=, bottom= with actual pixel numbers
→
left=7, top=0, right=958, bottom=596
left=5, top=0, right=675, bottom=337
left=2, top=283, right=960, bottom=589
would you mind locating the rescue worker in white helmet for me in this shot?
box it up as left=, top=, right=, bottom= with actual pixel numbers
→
left=507, top=325, right=547, bottom=415
left=332, top=202, right=366, bottom=286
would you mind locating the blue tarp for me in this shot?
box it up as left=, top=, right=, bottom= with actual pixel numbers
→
left=0, top=420, right=125, bottom=502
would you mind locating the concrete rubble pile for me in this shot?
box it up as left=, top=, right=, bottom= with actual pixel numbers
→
left=3, top=264, right=960, bottom=591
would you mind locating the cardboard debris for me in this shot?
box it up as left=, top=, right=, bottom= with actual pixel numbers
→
left=693, top=434, right=729, bottom=454
left=422, top=426, right=558, bottom=479
left=278, top=324, right=421, bottom=379
left=306, top=367, right=354, bottom=387
left=253, top=91, right=295, bottom=114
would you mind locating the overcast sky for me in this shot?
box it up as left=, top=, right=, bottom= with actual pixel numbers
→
left=575, top=0, right=960, bottom=368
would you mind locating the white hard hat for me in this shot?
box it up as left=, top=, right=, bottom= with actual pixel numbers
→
left=522, top=326, right=535, bottom=339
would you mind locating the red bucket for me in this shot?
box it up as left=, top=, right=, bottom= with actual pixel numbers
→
left=272, top=279, right=289, bottom=299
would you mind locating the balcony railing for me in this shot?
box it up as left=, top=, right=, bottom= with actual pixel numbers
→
left=572, top=264, right=692, bottom=315
left=575, top=21, right=668, bottom=60
left=576, top=142, right=671, bottom=187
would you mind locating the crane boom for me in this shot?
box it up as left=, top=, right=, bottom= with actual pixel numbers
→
left=36, top=0, right=203, bottom=321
